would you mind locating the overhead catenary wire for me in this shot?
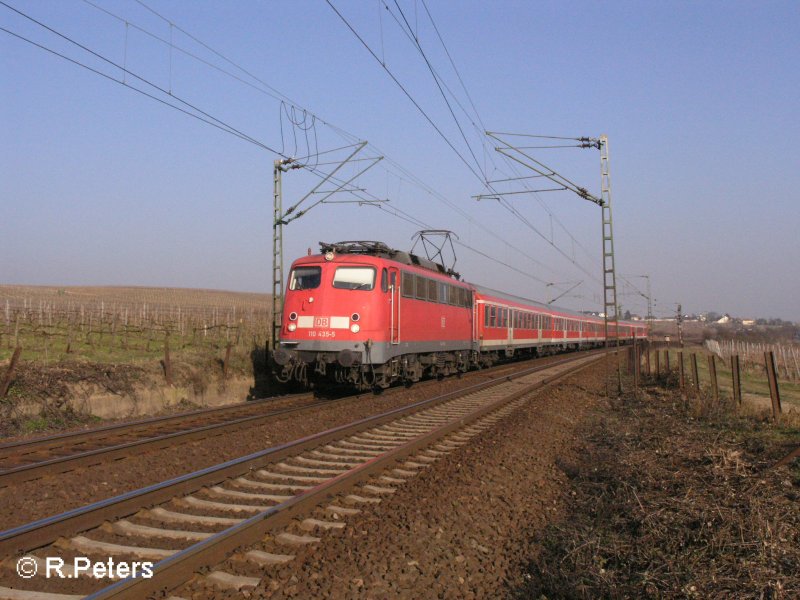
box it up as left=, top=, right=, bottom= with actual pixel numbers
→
left=324, top=0, right=485, bottom=184
left=3, top=0, right=594, bottom=298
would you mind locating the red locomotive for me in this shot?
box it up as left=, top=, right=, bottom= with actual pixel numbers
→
left=272, top=241, right=647, bottom=389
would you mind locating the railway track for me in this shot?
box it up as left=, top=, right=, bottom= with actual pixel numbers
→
left=0, top=353, right=573, bottom=489
left=0, top=350, right=605, bottom=600
left=0, top=394, right=323, bottom=487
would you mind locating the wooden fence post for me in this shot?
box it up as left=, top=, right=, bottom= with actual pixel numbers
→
left=678, top=351, right=685, bottom=389
left=691, top=353, right=700, bottom=393
left=645, top=350, right=651, bottom=376
left=634, top=344, right=640, bottom=392
left=708, top=354, right=719, bottom=404
left=655, top=350, right=661, bottom=379
left=731, top=354, right=742, bottom=405
left=665, top=350, right=671, bottom=373
left=765, top=351, right=782, bottom=419
left=1, top=346, right=22, bottom=398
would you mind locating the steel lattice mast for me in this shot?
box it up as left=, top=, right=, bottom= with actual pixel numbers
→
left=599, top=134, right=622, bottom=393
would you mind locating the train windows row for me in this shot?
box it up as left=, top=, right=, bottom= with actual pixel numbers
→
left=400, top=272, right=472, bottom=308
left=483, top=304, right=606, bottom=333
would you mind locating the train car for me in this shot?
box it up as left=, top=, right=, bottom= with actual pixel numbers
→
left=474, top=286, right=646, bottom=361
left=272, top=241, right=648, bottom=389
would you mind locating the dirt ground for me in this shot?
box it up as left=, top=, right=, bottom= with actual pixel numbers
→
left=177, top=364, right=798, bottom=600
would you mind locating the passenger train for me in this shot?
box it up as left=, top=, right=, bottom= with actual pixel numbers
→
left=272, top=241, right=647, bottom=389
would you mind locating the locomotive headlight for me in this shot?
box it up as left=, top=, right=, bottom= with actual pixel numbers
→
left=289, top=312, right=298, bottom=321
left=350, top=324, right=360, bottom=333
left=287, top=323, right=297, bottom=332
left=351, top=313, right=360, bottom=321
left=325, top=251, right=334, bottom=261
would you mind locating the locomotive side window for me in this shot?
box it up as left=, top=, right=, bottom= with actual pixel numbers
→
left=415, top=275, right=427, bottom=300
left=449, top=285, right=458, bottom=306
left=381, top=269, right=388, bottom=293
left=332, top=267, right=376, bottom=291
left=489, top=306, right=497, bottom=327
left=438, top=282, right=448, bottom=304
left=428, top=279, right=438, bottom=302
left=289, top=266, right=322, bottom=291
left=402, top=272, right=414, bottom=297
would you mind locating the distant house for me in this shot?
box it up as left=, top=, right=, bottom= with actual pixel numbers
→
left=742, top=319, right=756, bottom=327
left=714, top=314, right=732, bottom=324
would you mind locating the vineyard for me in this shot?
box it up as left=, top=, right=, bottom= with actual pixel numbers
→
left=0, top=285, right=272, bottom=367
left=706, top=338, right=800, bottom=382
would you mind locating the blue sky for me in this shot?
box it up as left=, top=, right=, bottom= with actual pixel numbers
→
left=1, top=0, right=798, bottom=320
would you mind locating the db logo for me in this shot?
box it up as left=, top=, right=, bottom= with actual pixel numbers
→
left=314, top=317, right=329, bottom=328
left=17, top=556, right=38, bottom=579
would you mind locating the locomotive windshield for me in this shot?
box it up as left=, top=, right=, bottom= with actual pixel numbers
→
left=289, top=266, right=321, bottom=290
left=332, top=266, right=376, bottom=291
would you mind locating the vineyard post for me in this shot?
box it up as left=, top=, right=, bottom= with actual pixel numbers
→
left=665, top=349, right=671, bottom=373
left=731, top=354, right=742, bottom=405
left=655, top=349, right=660, bottom=379
left=645, top=350, right=651, bottom=376
left=633, top=343, right=640, bottom=392
left=708, top=354, right=719, bottom=404
left=0, top=346, right=22, bottom=398
left=691, top=353, right=700, bottom=394
left=765, top=351, right=782, bottom=419
left=678, top=351, right=685, bottom=389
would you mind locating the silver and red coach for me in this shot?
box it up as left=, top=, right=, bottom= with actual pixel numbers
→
left=272, top=241, right=647, bottom=389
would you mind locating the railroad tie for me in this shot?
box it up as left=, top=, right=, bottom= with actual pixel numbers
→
left=362, top=484, right=396, bottom=495
left=104, top=520, right=212, bottom=542
left=177, top=495, right=271, bottom=514
left=206, top=485, right=291, bottom=503
left=0, top=585, right=84, bottom=600
left=275, top=532, right=321, bottom=546
left=244, top=550, right=295, bottom=566
left=344, top=494, right=381, bottom=505
left=144, top=506, right=243, bottom=527
left=326, top=504, right=361, bottom=517
left=205, top=570, right=261, bottom=592
left=255, top=469, right=329, bottom=483
left=300, top=518, right=346, bottom=532
left=234, top=476, right=311, bottom=492
left=58, top=535, right=176, bottom=560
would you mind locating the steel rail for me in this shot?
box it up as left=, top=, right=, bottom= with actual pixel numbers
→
left=0, top=396, right=338, bottom=487
left=0, top=350, right=603, bottom=559
left=0, top=394, right=312, bottom=461
left=87, top=351, right=604, bottom=600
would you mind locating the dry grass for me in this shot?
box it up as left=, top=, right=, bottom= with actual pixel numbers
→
left=514, top=377, right=799, bottom=599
